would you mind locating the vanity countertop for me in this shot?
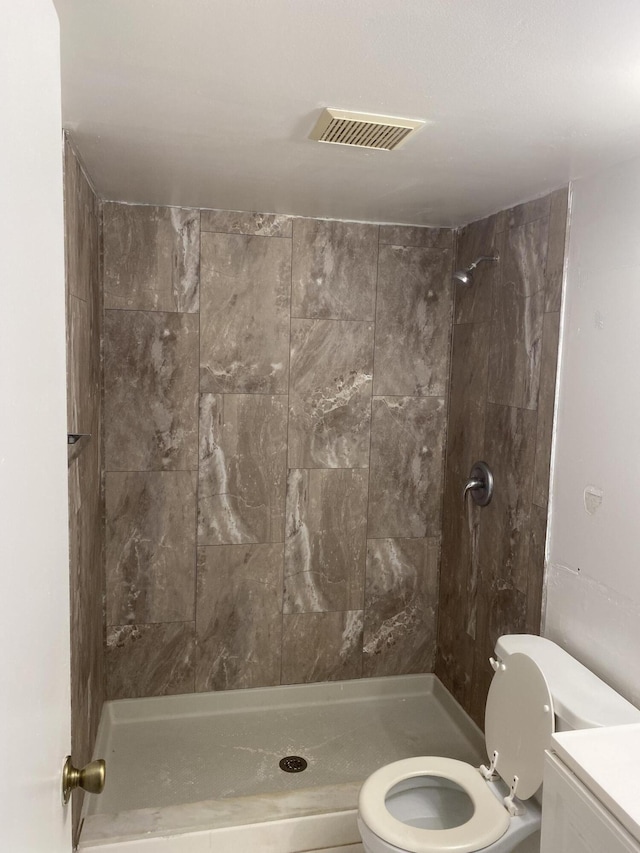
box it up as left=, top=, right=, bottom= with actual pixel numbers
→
left=551, top=723, right=640, bottom=842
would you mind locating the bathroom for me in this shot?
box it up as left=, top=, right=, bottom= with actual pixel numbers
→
left=3, top=1, right=640, bottom=852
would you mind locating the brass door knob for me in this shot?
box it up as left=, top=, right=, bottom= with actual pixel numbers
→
left=62, top=756, right=106, bottom=805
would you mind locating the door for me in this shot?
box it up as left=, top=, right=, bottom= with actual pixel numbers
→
left=0, top=2, right=72, bottom=852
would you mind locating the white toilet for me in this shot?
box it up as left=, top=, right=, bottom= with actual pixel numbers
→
left=358, top=634, right=640, bottom=853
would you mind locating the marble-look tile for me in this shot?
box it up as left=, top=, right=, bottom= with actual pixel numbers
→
left=504, top=194, right=552, bottom=230
left=200, top=209, right=293, bottom=237
left=291, top=219, right=378, bottom=320
left=199, top=233, right=291, bottom=394
left=281, top=611, right=363, bottom=684
left=487, top=279, right=545, bottom=410
left=545, top=187, right=569, bottom=313
left=288, top=319, right=374, bottom=468
left=533, top=312, right=561, bottom=507
left=362, top=538, right=439, bottom=677
left=64, top=137, right=103, bottom=845
left=66, top=294, right=92, bottom=432
left=440, top=323, right=491, bottom=640
left=373, top=246, right=452, bottom=396
left=468, top=577, right=528, bottom=726
left=68, top=434, right=104, bottom=836
left=503, top=216, right=549, bottom=298
left=527, top=503, right=547, bottom=633
left=479, top=404, right=537, bottom=594
left=454, top=216, right=500, bottom=324
left=104, top=309, right=199, bottom=471
left=284, top=468, right=368, bottom=613
left=435, top=613, right=475, bottom=712
left=106, top=623, right=196, bottom=700
left=64, top=137, right=100, bottom=304
left=103, top=203, right=200, bottom=313
left=106, top=471, right=197, bottom=625
left=195, top=544, right=283, bottom=691
left=198, top=394, right=287, bottom=545
left=368, top=396, right=446, bottom=539
left=379, top=225, right=453, bottom=250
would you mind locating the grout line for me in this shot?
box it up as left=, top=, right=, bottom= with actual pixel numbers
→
left=289, top=314, right=376, bottom=323
left=104, top=469, right=198, bottom=474
left=106, top=618, right=196, bottom=630
left=200, top=229, right=292, bottom=240
left=103, top=305, right=198, bottom=317
left=193, top=208, right=202, bottom=695
left=280, top=231, right=295, bottom=686
left=361, top=225, right=381, bottom=665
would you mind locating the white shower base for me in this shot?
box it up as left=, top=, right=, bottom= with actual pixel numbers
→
left=79, top=674, right=485, bottom=852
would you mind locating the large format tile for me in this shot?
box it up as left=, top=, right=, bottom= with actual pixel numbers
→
left=105, top=471, right=197, bottom=625
left=439, top=323, right=491, bottom=633
left=198, top=394, right=288, bottom=545
left=281, top=611, right=363, bottom=684
left=284, top=468, right=368, bottom=613
left=64, top=137, right=103, bottom=845
left=103, top=203, right=200, bottom=312
left=195, top=544, right=283, bottom=691
left=104, top=309, right=199, bottom=471
left=291, top=219, right=378, bottom=320
left=545, top=187, right=569, bottom=313
left=503, top=216, right=549, bottom=299
left=66, top=294, right=92, bottom=433
left=288, top=319, right=374, bottom=468
left=64, top=137, right=100, bottom=304
left=199, top=232, right=291, bottom=394
left=363, top=538, right=439, bottom=677
left=68, top=435, right=104, bottom=826
left=479, top=404, right=537, bottom=594
left=200, top=209, right=292, bottom=237
left=487, top=280, right=545, bottom=410
left=374, top=245, right=452, bottom=396
left=105, top=623, right=196, bottom=700
left=368, top=396, right=446, bottom=539
left=504, top=194, right=552, bottom=230
left=454, top=215, right=500, bottom=325
left=527, top=503, right=547, bottom=634
left=379, top=225, right=453, bottom=250
left=533, top=312, right=561, bottom=507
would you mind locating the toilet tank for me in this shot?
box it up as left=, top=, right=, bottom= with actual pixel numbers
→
left=494, top=634, right=640, bottom=731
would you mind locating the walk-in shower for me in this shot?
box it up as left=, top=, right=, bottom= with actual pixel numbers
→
left=452, top=253, right=499, bottom=285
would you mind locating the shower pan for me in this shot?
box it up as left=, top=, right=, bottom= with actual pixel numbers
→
left=79, top=676, right=485, bottom=852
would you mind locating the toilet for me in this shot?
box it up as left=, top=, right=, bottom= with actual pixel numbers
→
left=358, top=634, right=640, bottom=853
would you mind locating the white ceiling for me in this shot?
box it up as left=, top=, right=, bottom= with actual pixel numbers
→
left=54, top=0, right=640, bottom=226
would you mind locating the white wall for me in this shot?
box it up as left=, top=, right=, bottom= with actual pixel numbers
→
left=0, top=2, right=71, bottom=850
left=546, top=156, right=640, bottom=709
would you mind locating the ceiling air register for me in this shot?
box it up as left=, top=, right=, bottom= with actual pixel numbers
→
left=310, top=108, right=425, bottom=151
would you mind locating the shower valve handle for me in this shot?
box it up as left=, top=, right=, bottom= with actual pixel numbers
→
left=463, top=462, right=494, bottom=507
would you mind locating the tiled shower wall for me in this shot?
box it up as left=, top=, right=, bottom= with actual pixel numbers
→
left=102, top=207, right=454, bottom=698
left=436, top=190, right=568, bottom=727
left=64, top=138, right=104, bottom=840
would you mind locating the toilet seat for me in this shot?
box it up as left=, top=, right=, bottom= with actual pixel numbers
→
left=358, top=756, right=510, bottom=853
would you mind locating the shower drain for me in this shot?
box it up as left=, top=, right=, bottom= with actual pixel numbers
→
left=279, top=755, right=308, bottom=773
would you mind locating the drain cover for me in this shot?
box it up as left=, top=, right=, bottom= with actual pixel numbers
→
left=279, top=755, right=307, bottom=773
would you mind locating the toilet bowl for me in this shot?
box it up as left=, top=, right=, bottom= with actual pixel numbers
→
left=357, top=634, right=640, bottom=853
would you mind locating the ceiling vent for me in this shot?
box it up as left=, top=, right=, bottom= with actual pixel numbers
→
left=310, top=108, right=425, bottom=151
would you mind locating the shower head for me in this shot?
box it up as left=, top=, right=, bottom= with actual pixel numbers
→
left=452, top=268, right=473, bottom=286
left=452, top=253, right=499, bottom=286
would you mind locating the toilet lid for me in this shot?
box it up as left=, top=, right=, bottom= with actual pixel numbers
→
left=485, top=651, right=555, bottom=800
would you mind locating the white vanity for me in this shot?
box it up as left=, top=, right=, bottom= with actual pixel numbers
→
left=541, top=723, right=640, bottom=852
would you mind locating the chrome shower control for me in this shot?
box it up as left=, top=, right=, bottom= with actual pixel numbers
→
left=463, top=461, right=494, bottom=506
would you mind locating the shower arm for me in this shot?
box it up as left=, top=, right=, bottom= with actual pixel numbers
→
left=468, top=254, right=499, bottom=271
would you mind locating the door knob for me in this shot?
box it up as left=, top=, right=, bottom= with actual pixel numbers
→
left=62, top=756, right=106, bottom=805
